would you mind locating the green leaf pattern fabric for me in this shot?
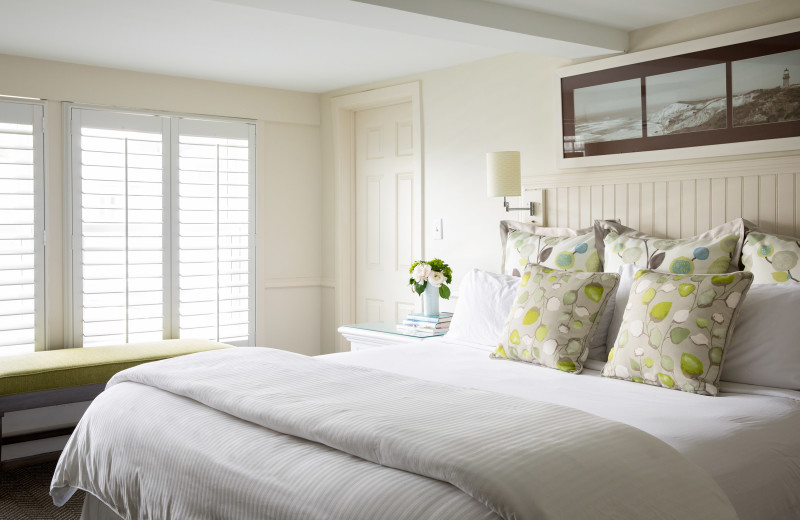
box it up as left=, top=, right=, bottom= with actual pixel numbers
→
left=492, top=264, right=619, bottom=373
left=504, top=230, right=602, bottom=276
left=741, top=231, right=800, bottom=284
left=596, top=220, right=745, bottom=276
left=602, top=270, right=753, bottom=396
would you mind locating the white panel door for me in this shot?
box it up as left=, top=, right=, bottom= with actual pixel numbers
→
left=355, top=102, right=416, bottom=324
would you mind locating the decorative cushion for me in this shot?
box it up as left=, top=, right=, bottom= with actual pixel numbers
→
left=595, top=220, right=746, bottom=275
left=586, top=282, right=618, bottom=362
left=491, top=264, right=619, bottom=374
left=445, top=269, right=521, bottom=349
left=500, top=221, right=599, bottom=276
left=602, top=270, right=753, bottom=396
left=741, top=230, right=800, bottom=284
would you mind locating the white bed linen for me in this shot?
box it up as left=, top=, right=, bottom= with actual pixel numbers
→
left=54, top=348, right=738, bottom=520
left=323, top=339, right=800, bottom=520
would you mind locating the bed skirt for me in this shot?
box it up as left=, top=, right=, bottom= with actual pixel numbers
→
left=81, top=494, right=123, bottom=520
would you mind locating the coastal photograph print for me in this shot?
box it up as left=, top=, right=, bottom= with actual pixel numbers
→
left=732, top=48, right=800, bottom=127
left=645, top=64, right=727, bottom=136
left=573, top=78, right=642, bottom=144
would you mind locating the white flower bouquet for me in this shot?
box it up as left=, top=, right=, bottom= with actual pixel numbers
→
left=408, top=258, right=452, bottom=299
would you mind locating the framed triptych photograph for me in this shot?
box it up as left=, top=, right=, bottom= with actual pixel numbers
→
left=557, top=19, right=800, bottom=168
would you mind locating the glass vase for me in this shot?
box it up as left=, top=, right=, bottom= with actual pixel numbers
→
left=422, top=283, right=439, bottom=316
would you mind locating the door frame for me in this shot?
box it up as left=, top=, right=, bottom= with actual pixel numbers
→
left=331, top=82, right=423, bottom=352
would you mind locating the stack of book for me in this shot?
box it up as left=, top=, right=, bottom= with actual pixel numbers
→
left=397, top=312, right=453, bottom=335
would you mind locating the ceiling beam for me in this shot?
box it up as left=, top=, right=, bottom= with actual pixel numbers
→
left=353, top=0, right=627, bottom=53
left=216, top=0, right=627, bottom=58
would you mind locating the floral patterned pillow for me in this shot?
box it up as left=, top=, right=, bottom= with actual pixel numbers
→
left=741, top=231, right=800, bottom=284
left=602, top=270, right=753, bottom=396
left=596, top=220, right=745, bottom=276
left=503, top=228, right=601, bottom=275
left=491, top=264, right=619, bottom=374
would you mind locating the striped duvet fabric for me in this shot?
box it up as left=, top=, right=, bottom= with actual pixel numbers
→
left=51, top=348, right=738, bottom=520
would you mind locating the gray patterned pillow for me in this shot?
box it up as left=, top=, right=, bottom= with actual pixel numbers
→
left=500, top=221, right=596, bottom=276
left=602, top=270, right=753, bottom=396
left=741, top=230, right=800, bottom=284
left=491, top=264, right=619, bottom=373
left=595, top=220, right=745, bottom=275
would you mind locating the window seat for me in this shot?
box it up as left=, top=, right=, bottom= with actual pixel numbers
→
left=0, top=339, right=232, bottom=469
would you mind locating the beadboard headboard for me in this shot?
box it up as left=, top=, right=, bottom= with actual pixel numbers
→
left=523, top=152, right=800, bottom=239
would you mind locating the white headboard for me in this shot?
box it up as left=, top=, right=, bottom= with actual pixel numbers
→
left=523, top=152, right=800, bottom=239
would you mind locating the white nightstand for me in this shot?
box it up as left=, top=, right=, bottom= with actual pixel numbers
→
left=338, top=322, right=448, bottom=352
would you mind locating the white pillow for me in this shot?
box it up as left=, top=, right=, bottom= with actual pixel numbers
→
left=721, top=283, right=800, bottom=390
left=446, top=269, right=519, bottom=349
left=604, top=263, right=639, bottom=360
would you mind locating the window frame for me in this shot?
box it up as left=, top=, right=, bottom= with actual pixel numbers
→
left=0, top=97, right=46, bottom=354
left=65, top=103, right=257, bottom=348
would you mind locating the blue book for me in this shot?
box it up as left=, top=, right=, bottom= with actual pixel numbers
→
left=405, top=312, right=453, bottom=324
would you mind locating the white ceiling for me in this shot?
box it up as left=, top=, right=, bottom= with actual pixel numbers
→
left=0, top=0, right=758, bottom=93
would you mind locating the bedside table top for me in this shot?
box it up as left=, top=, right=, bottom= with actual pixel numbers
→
left=340, top=321, right=448, bottom=339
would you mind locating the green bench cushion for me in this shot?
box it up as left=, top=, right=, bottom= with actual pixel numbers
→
left=0, top=339, right=231, bottom=397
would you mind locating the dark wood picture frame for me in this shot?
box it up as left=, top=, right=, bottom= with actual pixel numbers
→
left=560, top=28, right=800, bottom=161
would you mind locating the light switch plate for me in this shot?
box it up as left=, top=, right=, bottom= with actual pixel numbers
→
left=432, top=218, right=443, bottom=240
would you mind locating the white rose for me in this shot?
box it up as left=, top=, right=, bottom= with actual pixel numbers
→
left=428, top=270, right=445, bottom=287
left=412, top=264, right=429, bottom=284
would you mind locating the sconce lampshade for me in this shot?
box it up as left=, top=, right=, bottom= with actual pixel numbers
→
left=486, top=151, right=521, bottom=198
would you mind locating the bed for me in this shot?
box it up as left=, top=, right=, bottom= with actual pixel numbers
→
left=50, top=219, right=800, bottom=520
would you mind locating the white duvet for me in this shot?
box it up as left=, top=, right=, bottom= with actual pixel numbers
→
left=51, top=341, right=800, bottom=520
left=325, top=339, right=800, bottom=520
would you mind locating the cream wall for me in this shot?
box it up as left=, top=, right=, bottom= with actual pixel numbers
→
left=319, top=53, right=568, bottom=353
left=320, top=3, right=800, bottom=354
left=0, top=54, right=323, bottom=461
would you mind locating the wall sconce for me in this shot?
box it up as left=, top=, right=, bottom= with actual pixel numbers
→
left=486, top=151, right=534, bottom=216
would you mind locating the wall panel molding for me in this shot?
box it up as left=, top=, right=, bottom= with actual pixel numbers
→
left=264, top=277, right=334, bottom=289
left=525, top=151, right=800, bottom=188
left=526, top=157, right=800, bottom=239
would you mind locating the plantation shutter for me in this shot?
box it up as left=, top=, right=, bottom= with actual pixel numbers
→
left=173, top=118, right=255, bottom=345
left=0, top=100, right=44, bottom=355
left=71, top=109, right=170, bottom=347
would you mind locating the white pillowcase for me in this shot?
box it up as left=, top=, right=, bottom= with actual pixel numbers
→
left=604, top=263, right=639, bottom=360
left=445, top=269, right=519, bottom=349
left=721, top=283, right=800, bottom=390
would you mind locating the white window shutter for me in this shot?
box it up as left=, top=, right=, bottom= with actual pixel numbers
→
left=71, top=109, right=170, bottom=347
left=173, top=119, right=256, bottom=346
left=0, top=100, right=44, bottom=356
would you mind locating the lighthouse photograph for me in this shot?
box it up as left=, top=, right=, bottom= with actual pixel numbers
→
left=731, top=48, right=800, bottom=126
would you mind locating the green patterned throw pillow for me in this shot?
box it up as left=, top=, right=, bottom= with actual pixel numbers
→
left=741, top=231, right=800, bottom=284
left=596, top=220, right=745, bottom=276
left=602, top=270, right=753, bottom=396
left=504, top=230, right=602, bottom=276
left=491, top=264, right=619, bottom=373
